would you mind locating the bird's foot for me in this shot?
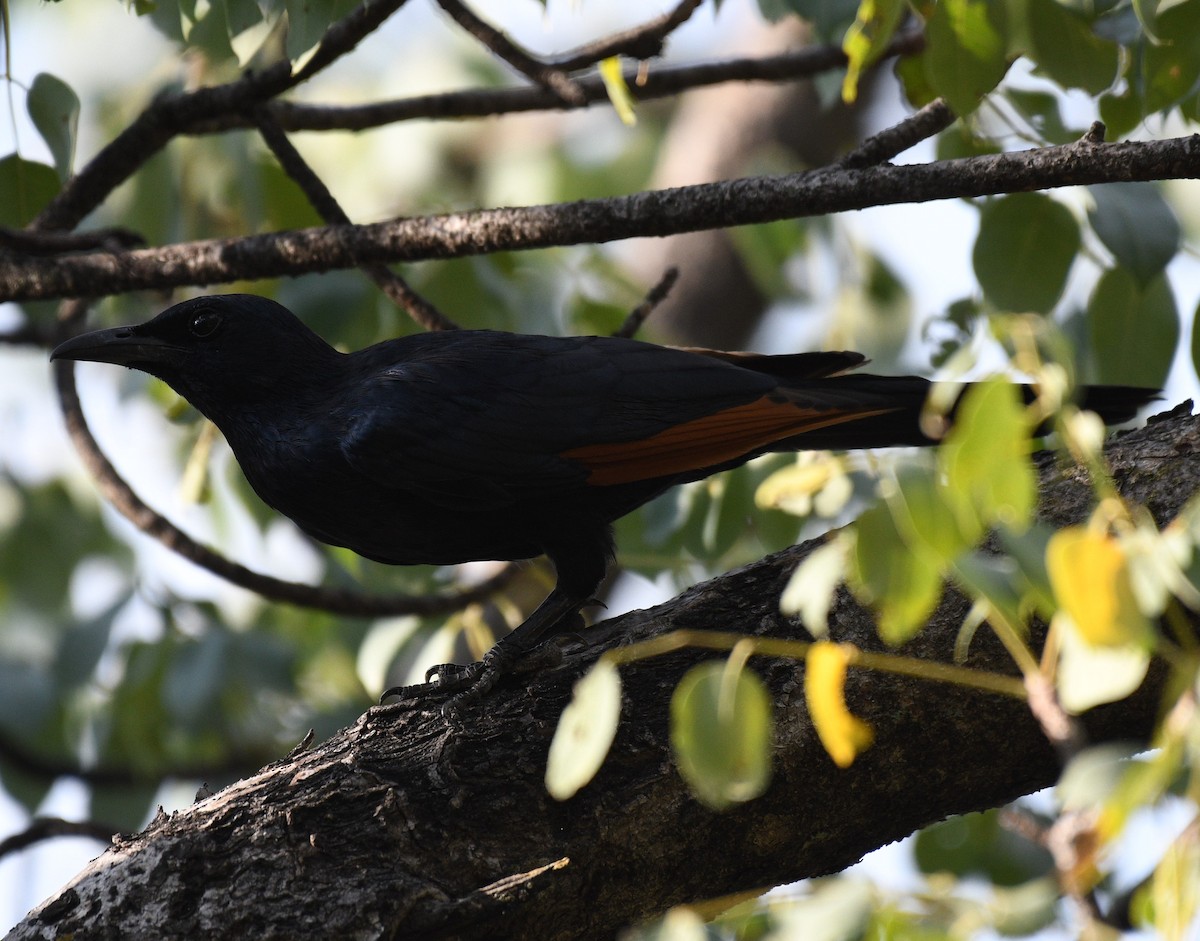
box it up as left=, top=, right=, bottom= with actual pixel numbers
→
left=378, top=641, right=563, bottom=722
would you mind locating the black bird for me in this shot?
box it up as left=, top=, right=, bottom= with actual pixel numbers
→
left=52, top=294, right=1157, bottom=709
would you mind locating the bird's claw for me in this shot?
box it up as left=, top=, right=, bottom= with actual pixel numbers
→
left=377, top=641, right=564, bottom=721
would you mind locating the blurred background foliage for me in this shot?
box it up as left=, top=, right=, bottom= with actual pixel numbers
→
left=2, top=0, right=1200, bottom=936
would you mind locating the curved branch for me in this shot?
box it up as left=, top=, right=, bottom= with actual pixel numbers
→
left=7, top=133, right=1199, bottom=303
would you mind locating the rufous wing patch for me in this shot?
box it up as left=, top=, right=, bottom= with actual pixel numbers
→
left=562, top=395, right=899, bottom=486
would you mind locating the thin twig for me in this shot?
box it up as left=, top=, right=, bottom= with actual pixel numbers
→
left=436, top=0, right=587, bottom=105
left=252, top=110, right=457, bottom=332
left=613, top=266, right=679, bottom=338
left=549, top=0, right=705, bottom=70
left=0, top=225, right=144, bottom=255
left=52, top=299, right=516, bottom=616
left=837, top=98, right=957, bottom=169
left=0, top=817, right=117, bottom=861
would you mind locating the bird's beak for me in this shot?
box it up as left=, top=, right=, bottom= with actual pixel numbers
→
left=51, top=326, right=181, bottom=367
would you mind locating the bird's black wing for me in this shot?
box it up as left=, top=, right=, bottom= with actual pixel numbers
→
left=334, top=332, right=895, bottom=508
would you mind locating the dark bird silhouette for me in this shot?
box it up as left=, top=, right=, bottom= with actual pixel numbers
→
left=52, top=294, right=1157, bottom=711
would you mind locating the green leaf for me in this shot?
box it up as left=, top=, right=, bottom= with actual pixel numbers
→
left=1027, top=0, right=1120, bottom=94
left=895, top=48, right=938, bottom=108
left=0, top=661, right=58, bottom=742
left=671, top=660, right=773, bottom=810
left=988, top=879, right=1061, bottom=936
left=221, top=0, right=266, bottom=37
left=1138, top=0, right=1200, bottom=115
left=1192, top=299, right=1200, bottom=387
left=546, top=660, right=622, bottom=800
left=1004, top=88, right=1079, bottom=145
left=704, top=467, right=755, bottom=559
left=997, top=523, right=1057, bottom=617
left=952, top=552, right=1026, bottom=629
left=940, top=379, right=1036, bottom=534
left=285, top=0, right=356, bottom=63
left=728, top=219, right=809, bottom=299
left=26, top=73, right=80, bottom=180
left=165, top=631, right=233, bottom=728
left=1099, top=88, right=1144, bottom=139
left=0, top=755, right=54, bottom=815
left=915, top=809, right=1054, bottom=886
left=1086, top=267, right=1179, bottom=388
left=0, top=154, right=60, bottom=227
left=90, top=781, right=160, bottom=833
left=935, top=126, right=1001, bottom=160
left=1088, top=183, right=1181, bottom=285
left=1150, top=827, right=1200, bottom=941
left=53, top=600, right=123, bottom=688
left=889, top=465, right=978, bottom=564
left=850, top=502, right=943, bottom=644
left=974, top=193, right=1080, bottom=314
left=924, top=0, right=1010, bottom=117
left=842, top=0, right=906, bottom=103
left=786, top=0, right=861, bottom=42
left=1056, top=743, right=1141, bottom=811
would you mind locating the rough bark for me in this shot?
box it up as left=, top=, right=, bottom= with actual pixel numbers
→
left=9, top=404, right=1198, bottom=941
left=4, top=134, right=1199, bottom=303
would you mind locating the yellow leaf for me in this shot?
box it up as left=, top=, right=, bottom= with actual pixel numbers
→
left=1047, top=527, right=1153, bottom=648
left=756, top=453, right=847, bottom=517
left=805, top=642, right=874, bottom=767
left=599, top=57, right=636, bottom=127
left=842, top=0, right=906, bottom=103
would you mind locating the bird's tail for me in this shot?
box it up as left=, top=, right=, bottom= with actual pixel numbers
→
left=770, top=375, right=1159, bottom=453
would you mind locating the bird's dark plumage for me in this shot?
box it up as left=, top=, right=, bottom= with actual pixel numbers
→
left=51, top=294, right=1159, bottom=709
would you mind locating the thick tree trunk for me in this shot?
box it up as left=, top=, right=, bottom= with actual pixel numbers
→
left=10, top=405, right=1198, bottom=941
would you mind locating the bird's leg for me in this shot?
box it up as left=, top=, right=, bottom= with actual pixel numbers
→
left=379, top=587, right=589, bottom=714
left=380, top=531, right=611, bottom=717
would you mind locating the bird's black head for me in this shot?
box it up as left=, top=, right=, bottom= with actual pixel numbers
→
left=51, top=294, right=337, bottom=420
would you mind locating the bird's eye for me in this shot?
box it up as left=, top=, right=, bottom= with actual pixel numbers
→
left=189, top=310, right=223, bottom=339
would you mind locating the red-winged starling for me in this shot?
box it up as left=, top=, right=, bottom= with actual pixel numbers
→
left=51, top=294, right=1158, bottom=712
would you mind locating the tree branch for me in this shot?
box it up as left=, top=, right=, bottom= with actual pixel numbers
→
left=235, top=31, right=924, bottom=132
left=6, top=134, right=1198, bottom=303
left=11, top=405, right=1197, bottom=941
